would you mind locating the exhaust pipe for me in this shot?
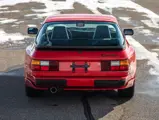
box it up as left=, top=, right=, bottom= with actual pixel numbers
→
left=50, top=87, right=58, bottom=94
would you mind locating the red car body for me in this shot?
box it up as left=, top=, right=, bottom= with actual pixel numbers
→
left=24, top=14, right=136, bottom=97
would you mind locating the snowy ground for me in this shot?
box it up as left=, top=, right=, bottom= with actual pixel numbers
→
left=0, top=0, right=159, bottom=43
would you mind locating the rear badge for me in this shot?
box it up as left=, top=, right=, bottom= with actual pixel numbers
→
left=101, top=54, right=117, bottom=57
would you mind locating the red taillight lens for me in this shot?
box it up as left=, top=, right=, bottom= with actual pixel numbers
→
left=41, top=66, right=49, bottom=71
left=31, top=65, right=41, bottom=70
left=111, top=66, right=119, bottom=71
left=119, top=66, right=128, bottom=71
left=111, top=66, right=128, bottom=71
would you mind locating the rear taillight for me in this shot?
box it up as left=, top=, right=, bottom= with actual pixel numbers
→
left=31, top=60, right=59, bottom=71
left=110, top=60, right=129, bottom=71
left=101, top=60, right=129, bottom=71
left=31, top=65, right=41, bottom=71
left=31, top=60, right=41, bottom=71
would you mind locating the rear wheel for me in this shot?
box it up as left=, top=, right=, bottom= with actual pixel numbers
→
left=25, top=86, right=43, bottom=97
left=118, top=84, right=135, bottom=98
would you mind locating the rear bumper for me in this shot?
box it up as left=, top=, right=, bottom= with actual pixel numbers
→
left=25, top=77, right=135, bottom=91
left=35, top=79, right=125, bottom=88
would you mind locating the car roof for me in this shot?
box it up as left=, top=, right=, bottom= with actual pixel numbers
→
left=44, top=14, right=118, bottom=23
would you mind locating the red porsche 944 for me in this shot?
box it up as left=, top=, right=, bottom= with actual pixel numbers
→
left=25, top=14, right=136, bottom=98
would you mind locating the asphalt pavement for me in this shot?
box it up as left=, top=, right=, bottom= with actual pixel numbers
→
left=0, top=68, right=125, bottom=120
left=0, top=0, right=159, bottom=120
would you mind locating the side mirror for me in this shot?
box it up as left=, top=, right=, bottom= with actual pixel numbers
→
left=123, top=29, right=134, bottom=35
left=27, top=27, right=38, bottom=34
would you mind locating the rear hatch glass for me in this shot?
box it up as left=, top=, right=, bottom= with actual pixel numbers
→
left=35, top=21, right=125, bottom=50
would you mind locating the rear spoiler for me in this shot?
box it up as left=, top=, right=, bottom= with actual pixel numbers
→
left=35, top=45, right=126, bottom=51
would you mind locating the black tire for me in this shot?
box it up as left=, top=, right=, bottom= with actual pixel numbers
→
left=25, top=86, right=43, bottom=97
left=118, top=84, right=135, bottom=98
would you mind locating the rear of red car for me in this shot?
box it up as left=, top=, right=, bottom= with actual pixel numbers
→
left=25, top=16, right=136, bottom=98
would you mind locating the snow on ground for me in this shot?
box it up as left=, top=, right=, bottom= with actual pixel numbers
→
left=0, top=0, right=159, bottom=28
left=0, top=10, right=20, bottom=14
left=126, top=36, right=159, bottom=76
left=31, top=0, right=74, bottom=17
left=0, top=0, right=40, bottom=6
left=0, top=29, right=28, bottom=43
left=0, top=18, right=7, bottom=20
left=27, top=24, right=37, bottom=27
left=140, top=29, right=154, bottom=36
left=15, top=21, right=25, bottom=24
left=24, top=14, right=37, bottom=17
left=0, top=7, right=8, bottom=10
left=141, top=20, right=159, bottom=29
left=152, top=39, right=159, bottom=43
left=152, top=49, right=159, bottom=52
left=77, top=0, right=159, bottom=40
left=119, top=17, right=131, bottom=22
left=0, top=19, right=17, bottom=24
left=11, top=25, right=18, bottom=27
left=96, top=0, right=159, bottom=27
left=0, top=0, right=158, bottom=36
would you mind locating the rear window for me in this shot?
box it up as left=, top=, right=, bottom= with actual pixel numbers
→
left=36, top=21, right=125, bottom=49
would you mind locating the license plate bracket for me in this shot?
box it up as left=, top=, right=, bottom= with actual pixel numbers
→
left=70, top=62, right=90, bottom=73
